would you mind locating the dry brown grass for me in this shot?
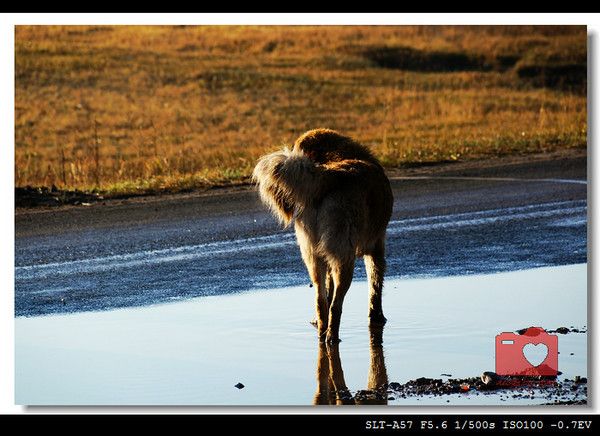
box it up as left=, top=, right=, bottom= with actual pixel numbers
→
left=15, top=25, right=587, bottom=195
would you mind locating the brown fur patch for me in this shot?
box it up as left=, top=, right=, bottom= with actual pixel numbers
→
left=293, top=128, right=381, bottom=166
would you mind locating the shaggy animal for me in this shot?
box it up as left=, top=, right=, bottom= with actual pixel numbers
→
left=252, top=129, right=394, bottom=344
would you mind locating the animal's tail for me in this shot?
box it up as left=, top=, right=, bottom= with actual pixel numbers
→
left=252, top=148, right=322, bottom=227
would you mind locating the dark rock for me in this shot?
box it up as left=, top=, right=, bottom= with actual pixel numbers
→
left=234, top=382, right=245, bottom=389
left=449, top=384, right=461, bottom=393
left=337, top=389, right=353, bottom=400
left=481, top=371, right=499, bottom=387
left=414, top=377, right=441, bottom=386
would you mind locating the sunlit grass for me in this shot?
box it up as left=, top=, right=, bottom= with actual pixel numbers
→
left=15, top=25, right=586, bottom=195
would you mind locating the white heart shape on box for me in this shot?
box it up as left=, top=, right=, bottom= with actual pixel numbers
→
left=523, top=343, right=548, bottom=367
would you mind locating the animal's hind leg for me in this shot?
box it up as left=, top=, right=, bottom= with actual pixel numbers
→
left=364, top=238, right=387, bottom=326
left=296, top=225, right=329, bottom=339
left=312, top=268, right=334, bottom=328
left=304, top=254, right=329, bottom=340
left=312, top=259, right=330, bottom=340
left=326, top=260, right=355, bottom=344
left=326, top=269, right=334, bottom=308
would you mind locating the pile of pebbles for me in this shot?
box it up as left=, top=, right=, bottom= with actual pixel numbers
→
left=384, top=374, right=587, bottom=404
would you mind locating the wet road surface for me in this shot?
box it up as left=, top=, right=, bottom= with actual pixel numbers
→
left=15, top=154, right=587, bottom=317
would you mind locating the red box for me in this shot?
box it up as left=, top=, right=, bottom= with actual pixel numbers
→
left=495, top=327, right=558, bottom=376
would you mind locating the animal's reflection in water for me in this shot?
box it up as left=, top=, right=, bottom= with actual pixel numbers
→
left=314, top=326, right=388, bottom=405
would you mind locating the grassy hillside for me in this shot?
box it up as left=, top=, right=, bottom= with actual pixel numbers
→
left=15, top=25, right=587, bottom=195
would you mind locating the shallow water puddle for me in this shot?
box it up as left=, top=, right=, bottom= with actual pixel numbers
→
left=16, top=264, right=586, bottom=405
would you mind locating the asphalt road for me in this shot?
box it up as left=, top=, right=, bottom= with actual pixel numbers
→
left=15, top=153, right=587, bottom=317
